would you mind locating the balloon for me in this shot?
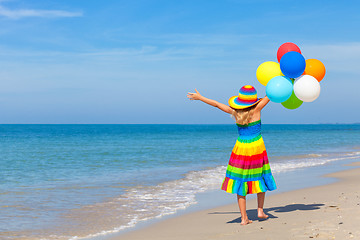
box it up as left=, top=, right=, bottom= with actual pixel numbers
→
left=281, top=90, right=303, bottom=109
left=280, top=51, right=306, bottom=78
left=266, top=76, right=293, bottom=103
left=277, top=42, right=301, bottom=62
left=304, top=59, right=326, bottom=82
left=294, top=75, right=321, bottom=102
left=256, top=61, right=283, bottom=86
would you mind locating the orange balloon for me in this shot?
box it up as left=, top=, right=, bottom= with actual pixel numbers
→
left=304, top=59, right=326, bottom=82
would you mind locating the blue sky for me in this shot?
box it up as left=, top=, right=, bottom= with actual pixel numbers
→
left=0, top=0, right=359, bottom=124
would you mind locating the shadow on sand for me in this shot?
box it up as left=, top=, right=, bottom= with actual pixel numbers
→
left=209, top=203, right=324, bottom=223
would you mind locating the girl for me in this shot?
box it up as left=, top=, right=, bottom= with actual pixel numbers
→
left=187, top=85, right=277, bottom=225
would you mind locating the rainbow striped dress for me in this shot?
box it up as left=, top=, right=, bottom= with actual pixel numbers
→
left=221, top=120, right=276, bottom=196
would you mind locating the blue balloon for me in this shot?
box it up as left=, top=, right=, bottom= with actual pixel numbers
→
left=266, top=76, right=293, bottom=103
left=280, top=51, right=306, bottom=78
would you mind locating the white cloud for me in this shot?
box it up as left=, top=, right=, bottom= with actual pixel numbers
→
left=301, top=42, right=360, bottom=73
left=0, top=5, right=83, bottom=19
left=0, top=43, right=236, bottom=64
left=302, top=42, right=360, bottom=61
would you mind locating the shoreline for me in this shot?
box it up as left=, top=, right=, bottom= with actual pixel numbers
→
left=106, top=161, right=360, bottom=240
left=1, top=125, right=359, bottom=240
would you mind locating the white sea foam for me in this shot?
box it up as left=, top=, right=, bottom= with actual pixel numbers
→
left=271, top=151, right=360, bottom=173
left=346, top=151, right=360, bottom=156
left=65, top=150, right=360, bottom=240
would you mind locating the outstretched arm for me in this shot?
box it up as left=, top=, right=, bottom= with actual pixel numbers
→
left=254, top=96, right=270, bottom=112
left=187, top=89, right=234, bottom=114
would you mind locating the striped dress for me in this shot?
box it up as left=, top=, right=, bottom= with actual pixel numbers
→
left=221, top=120, right=277, bottom=196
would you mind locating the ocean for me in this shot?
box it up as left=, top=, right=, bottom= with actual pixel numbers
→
left=0, top=124, right=359, bottom=239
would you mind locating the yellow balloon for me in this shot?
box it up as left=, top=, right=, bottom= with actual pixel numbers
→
left=256, top=61, right=284, bottom=86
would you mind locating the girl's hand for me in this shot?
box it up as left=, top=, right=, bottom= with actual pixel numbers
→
left=187, top=89, right=233, bottom=114
left=187, top=89, right=202, bottom=100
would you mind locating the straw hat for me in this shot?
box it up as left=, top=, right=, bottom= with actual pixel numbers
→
left=228, top=85, right=261, bottom=109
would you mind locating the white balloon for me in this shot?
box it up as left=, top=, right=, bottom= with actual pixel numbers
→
left=294, top=75, right=321, bottom=102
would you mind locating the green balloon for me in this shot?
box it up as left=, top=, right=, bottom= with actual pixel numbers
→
left=281, top=91, right=303, bottom=109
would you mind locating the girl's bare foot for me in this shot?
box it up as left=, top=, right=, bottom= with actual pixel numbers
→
left=240, top=218, right=253, bottom=225
left=258, top=210, right=268, bottom=219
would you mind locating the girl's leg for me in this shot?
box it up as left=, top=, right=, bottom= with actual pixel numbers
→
left=237, top=194, right=252, bottom=225
left=257, top=192, right=268, bottom=219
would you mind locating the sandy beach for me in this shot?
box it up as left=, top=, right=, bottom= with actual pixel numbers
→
left=112, top=162, right=360, bottom=240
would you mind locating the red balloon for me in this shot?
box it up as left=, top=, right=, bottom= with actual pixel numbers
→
left=277, top=42, right=301, bottom=62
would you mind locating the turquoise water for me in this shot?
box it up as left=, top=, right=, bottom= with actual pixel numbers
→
left=0, top=124, right=359, bottom=239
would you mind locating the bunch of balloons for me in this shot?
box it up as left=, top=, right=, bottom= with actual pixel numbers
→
left=256, top=42, right=326, bottom=109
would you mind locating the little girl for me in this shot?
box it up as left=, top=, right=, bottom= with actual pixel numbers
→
left=187, top=85, right=277, bottom=225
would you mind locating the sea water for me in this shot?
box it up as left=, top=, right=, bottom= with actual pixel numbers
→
left=0, top=124, right=359, bottom=239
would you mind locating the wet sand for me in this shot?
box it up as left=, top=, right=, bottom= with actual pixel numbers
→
left=111, top=162, right=360, bottom=240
